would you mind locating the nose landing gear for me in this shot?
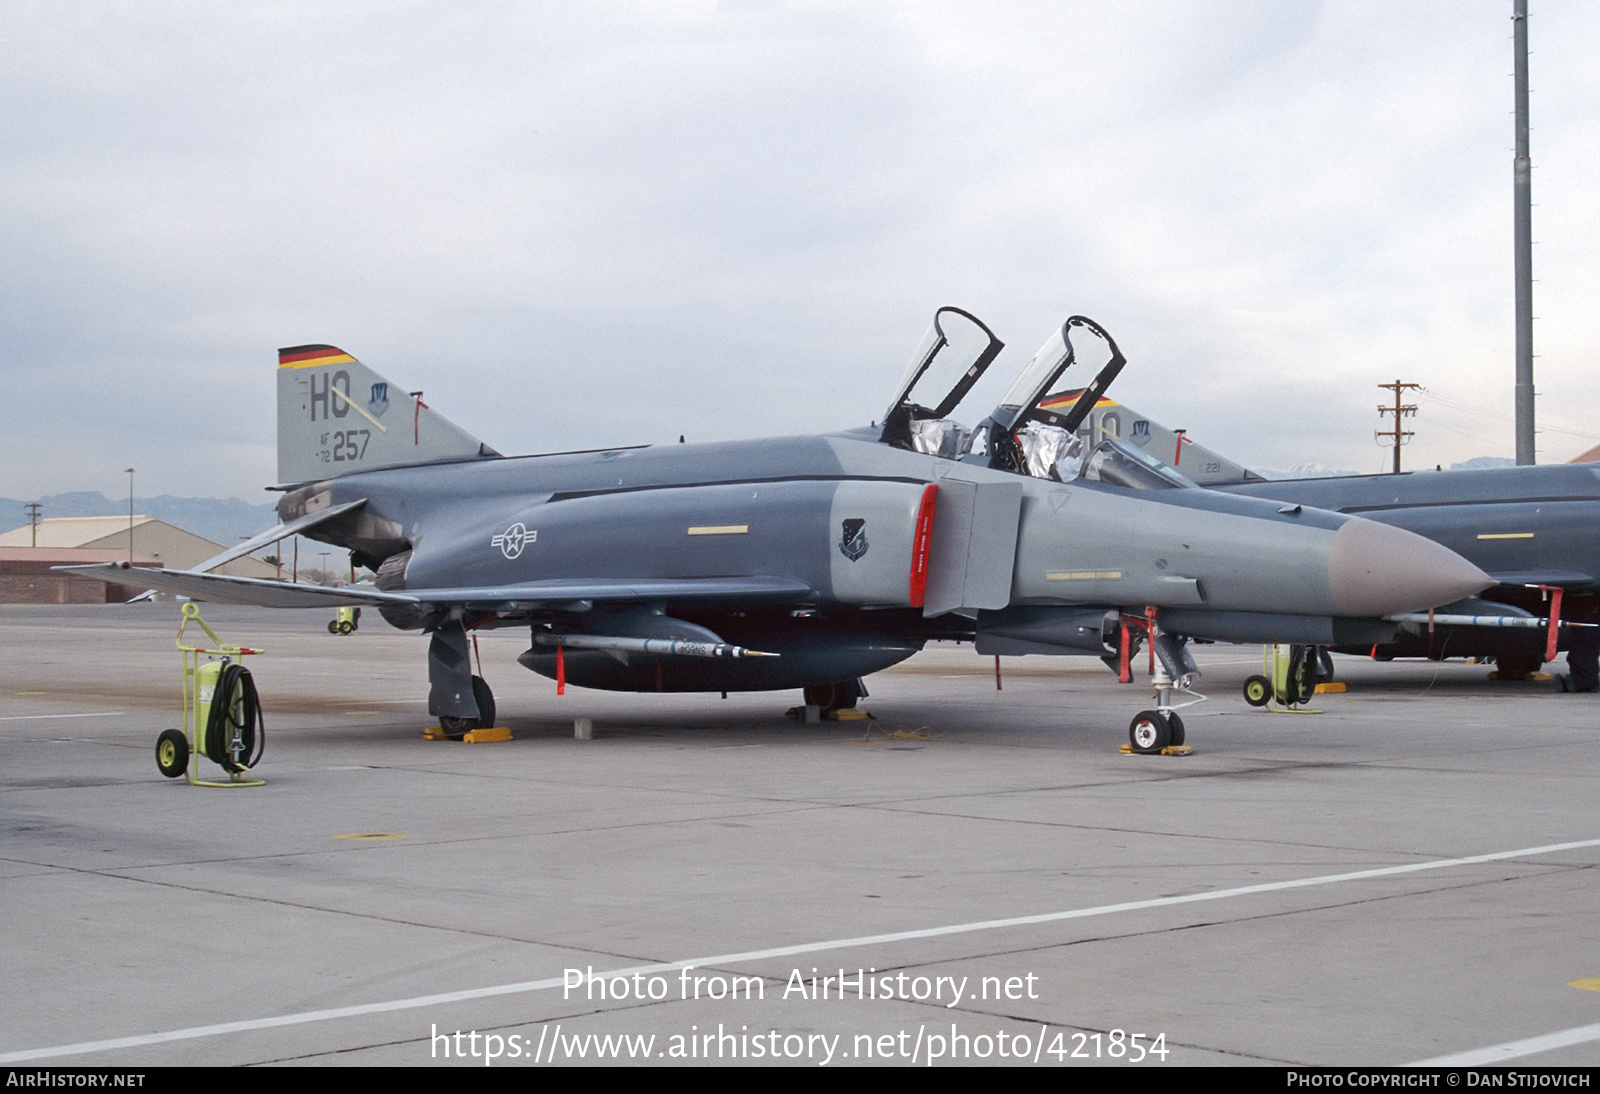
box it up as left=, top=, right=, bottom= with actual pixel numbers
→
left=1123, top=610, right=1201, bottom=755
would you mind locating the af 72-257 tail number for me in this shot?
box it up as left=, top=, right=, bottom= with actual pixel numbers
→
left=318, top=429, right=371, bottom=464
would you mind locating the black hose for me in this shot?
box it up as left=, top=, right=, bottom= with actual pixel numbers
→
left=203, top=661, right=265, bottom=773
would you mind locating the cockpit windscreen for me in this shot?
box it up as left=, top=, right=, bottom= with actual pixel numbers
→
left=1078, top=438, right=1196, bottom=490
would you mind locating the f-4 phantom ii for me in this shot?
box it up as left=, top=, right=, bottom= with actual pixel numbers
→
left=1054, top=389, right=1600, bottom=681
left=63, top=309, right=1492, bottom=751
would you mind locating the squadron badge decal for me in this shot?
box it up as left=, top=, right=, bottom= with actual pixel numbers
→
left=368, top=381, right=391, bottom=419
left=839, top=518, right=869, bottom=562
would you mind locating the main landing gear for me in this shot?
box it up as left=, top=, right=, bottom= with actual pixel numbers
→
left=428, top=619, right=497, bottom=739
left=1123, top=611, right=1203, bottom=755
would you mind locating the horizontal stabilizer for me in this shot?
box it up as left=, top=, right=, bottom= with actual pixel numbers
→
left=190, top=499, right=368, bottom=574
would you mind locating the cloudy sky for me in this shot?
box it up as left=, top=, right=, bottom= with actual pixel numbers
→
left=4, top=1, right=1598, bottom=503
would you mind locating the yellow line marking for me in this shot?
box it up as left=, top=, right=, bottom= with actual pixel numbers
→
left=1046, top=570, right=1123, bottom=581
left=687, top=525, right=748, bottom=535
left=332, top=833, right=407, bottom=840
left=1570, top=979, right=1600, bottom=992
left=1477, top=532, right=1534, bottom=539
left=328, top=385, right=389, bottom=433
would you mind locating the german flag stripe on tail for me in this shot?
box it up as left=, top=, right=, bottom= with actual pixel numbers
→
left=1037, top=387, right=1119, bottom=412
left=278, top=345, right=357, bottom=369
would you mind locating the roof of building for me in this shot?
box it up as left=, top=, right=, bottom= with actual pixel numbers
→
left=0, top=516, right=155, bottom=549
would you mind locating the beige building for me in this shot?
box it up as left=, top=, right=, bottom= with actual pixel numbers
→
left=0, top=516, right=277, bottom=580
left=0, top=547, right=163, bottom=604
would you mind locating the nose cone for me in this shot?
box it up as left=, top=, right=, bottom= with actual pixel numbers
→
left=1328, top=517, right=1493, bottom=616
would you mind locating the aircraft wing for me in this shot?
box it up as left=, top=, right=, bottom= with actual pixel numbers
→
left=54, top=565, right=407, bottom=608
left=54, top=564, right=812, bottom=611
left=1486, top=570, right=1596, bottom=589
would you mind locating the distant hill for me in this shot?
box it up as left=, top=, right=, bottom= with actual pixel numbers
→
left=1255, top=463, right=1363, bottom=480
left=1450, top=456, right=1516, bottom=470
left=0, top=492, right=279, bottom=548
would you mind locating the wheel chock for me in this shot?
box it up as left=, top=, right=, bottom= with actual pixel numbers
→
left=1119, top=743, right=1194, bottom=756
left=425, top=725, right=513, bottom=742
left=1313, top=682, right=1347, bottom=694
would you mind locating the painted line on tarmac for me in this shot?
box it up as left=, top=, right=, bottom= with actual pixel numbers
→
left=1412, top=1020, right=1600, bottom=1065
left=0, top=711, right=124, bottom=722
left=5, top=836, right=1598, bottom=1064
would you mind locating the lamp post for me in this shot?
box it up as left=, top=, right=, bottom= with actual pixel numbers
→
left=124, top=468, right=135, bottom=563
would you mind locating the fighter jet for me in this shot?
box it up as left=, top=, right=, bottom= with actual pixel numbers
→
left=60, top=310, right=1491, bottom=750
left=1052, top=390, right=1600, bottom=678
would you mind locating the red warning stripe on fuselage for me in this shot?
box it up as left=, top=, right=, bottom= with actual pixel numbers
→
left=908, top=483, right=938, bottom=609
left=278, top=344, right=357, bottom=369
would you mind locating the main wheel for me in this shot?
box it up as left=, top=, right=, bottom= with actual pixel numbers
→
left=1497, top=651, right=1542, bottom=677
left=802, top=682, right=857, bottom=710
left=1129, top=710, right=1171, bottom=754
left=156, top=729, right=188, bottom=778
left=441, top=676, right=496, bottom=739
left=471, top=675, right=495, bottom=728
left=1165, top=713, right=1186, bottom=747
left=1243, top=675, right=1271, bottom=707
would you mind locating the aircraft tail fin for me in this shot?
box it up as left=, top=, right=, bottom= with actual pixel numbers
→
left=1047, top=389, right=1263, bottom=486
left=276, top=345, right=500, bottom=485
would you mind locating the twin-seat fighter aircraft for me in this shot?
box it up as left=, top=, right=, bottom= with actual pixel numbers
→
left=63, top=309, right=1491, bottom=751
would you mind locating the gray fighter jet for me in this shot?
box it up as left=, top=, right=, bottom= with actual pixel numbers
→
left=61, top=310, right=1491, bottom=750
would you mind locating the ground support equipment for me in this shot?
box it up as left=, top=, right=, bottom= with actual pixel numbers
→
left=155, top=602, right=266, bottom=786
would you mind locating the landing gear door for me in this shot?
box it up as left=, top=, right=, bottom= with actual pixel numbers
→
left=922, top=477, right=1024, bottom=617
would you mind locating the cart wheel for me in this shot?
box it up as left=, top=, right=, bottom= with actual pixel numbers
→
left=328, top=620, right=339, bottom=634
left=1243, top=675, right=1271, bottom=707
left=156, top=729, right=188, bottom=778
left=339, top=620, right=353, bottom=635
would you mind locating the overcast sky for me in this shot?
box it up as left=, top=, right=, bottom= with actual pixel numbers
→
left=3, top=1, right=1598, bottom=503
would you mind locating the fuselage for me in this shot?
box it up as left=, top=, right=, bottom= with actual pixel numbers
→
left=278, top=427, right=1491, bottom=692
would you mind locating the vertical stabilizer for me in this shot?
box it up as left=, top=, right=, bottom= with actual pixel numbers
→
left=276, top=345, right=499, bottom=485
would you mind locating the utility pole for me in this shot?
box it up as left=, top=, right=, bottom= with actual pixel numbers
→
left=1377, top=380, right=1420, bottom=474
left=1513, top=0, right=1536, bottom=464
left=124, top=468, right=135, bottom=563
left=25, top=502, right=41, bottom=547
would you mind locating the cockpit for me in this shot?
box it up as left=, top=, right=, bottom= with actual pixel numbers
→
left=880, top=309, right=1192, bottom=490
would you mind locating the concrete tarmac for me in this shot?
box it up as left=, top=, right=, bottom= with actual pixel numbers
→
left=2, top=603, right=1598, bottom=1068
